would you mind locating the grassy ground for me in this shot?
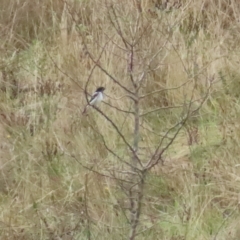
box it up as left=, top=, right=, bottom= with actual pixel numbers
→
left=1, top=0, right=240, bottom=239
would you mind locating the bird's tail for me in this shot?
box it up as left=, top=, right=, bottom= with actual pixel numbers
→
left=82, top=105, right=89, bottom=115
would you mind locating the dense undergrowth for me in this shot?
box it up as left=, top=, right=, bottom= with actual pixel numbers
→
left=1, top=0, right=240, bottom=239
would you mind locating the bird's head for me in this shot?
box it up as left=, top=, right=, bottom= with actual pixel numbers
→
left=96, top=87, right=105, bottom=92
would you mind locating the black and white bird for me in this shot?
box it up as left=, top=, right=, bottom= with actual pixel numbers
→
left=82, top=87, right=105, bottom=114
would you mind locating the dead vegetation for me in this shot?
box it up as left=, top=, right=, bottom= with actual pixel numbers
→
left=0, top=0, right=240, bottom=239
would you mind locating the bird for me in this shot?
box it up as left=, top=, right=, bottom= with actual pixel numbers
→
left=82, top=87, right=105, bottom=114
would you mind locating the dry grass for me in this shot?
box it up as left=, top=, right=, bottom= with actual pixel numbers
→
left=1, top=0, right=240, bottom=239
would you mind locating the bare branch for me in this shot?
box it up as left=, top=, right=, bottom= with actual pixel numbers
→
left=91, top=105, right=143, bottom=168
left=88, top=122, right=141, bottom=172
left=84, top=173, right=91, bottom=240
left=47, top=50, right=83, bottom=90
left=84, top=40, right=111, bottom=103
left=140, top=104, right=185, bottom=117
left=84, top=47, right=133, bottom=94
left=108, top=4, right=131, bottom=49
left=139, top=80, right=192, bottom=99
left=104, top=101, right=134, bottom=114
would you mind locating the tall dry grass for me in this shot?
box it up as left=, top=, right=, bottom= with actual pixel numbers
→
left=0, top=0, right=240, bottom=239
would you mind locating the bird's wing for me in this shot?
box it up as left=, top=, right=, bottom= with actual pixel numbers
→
left=89, top=92, right=99, bottom=105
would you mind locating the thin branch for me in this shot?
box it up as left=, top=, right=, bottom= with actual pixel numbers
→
left=145, top=114, right=187, bottom=170
left=84, top=173, right=91, bottom=240
left=71, top=154, right=134, bottom=184
left=141, top=91, right=211, bottom=117
left=139, top=80, right=192, bottom=99
left=88, top=122, right=141, bottom=173
left=104, top=101, right=134, bottom=114
left=104, top=32, right=129, bottom=52
left=128, top=45, right=136, bottom=87
left=140, top=119, right=172, bottom=139
left=141, top=105, right=185, bottom=117
left=46, top=50, right=82, bottom=90
left=108, top=4, right=131, bottom=49
left=53, top=132, right=134, bottom=183
left=146, top=75, right=212, bottom=170
left=84, top=40, right=111, bottom=103
left=132, top=22, right=151, bottom=48
left=91, top=105, right=143, bottom=168
left=84, top=47, right=133, bottom=94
